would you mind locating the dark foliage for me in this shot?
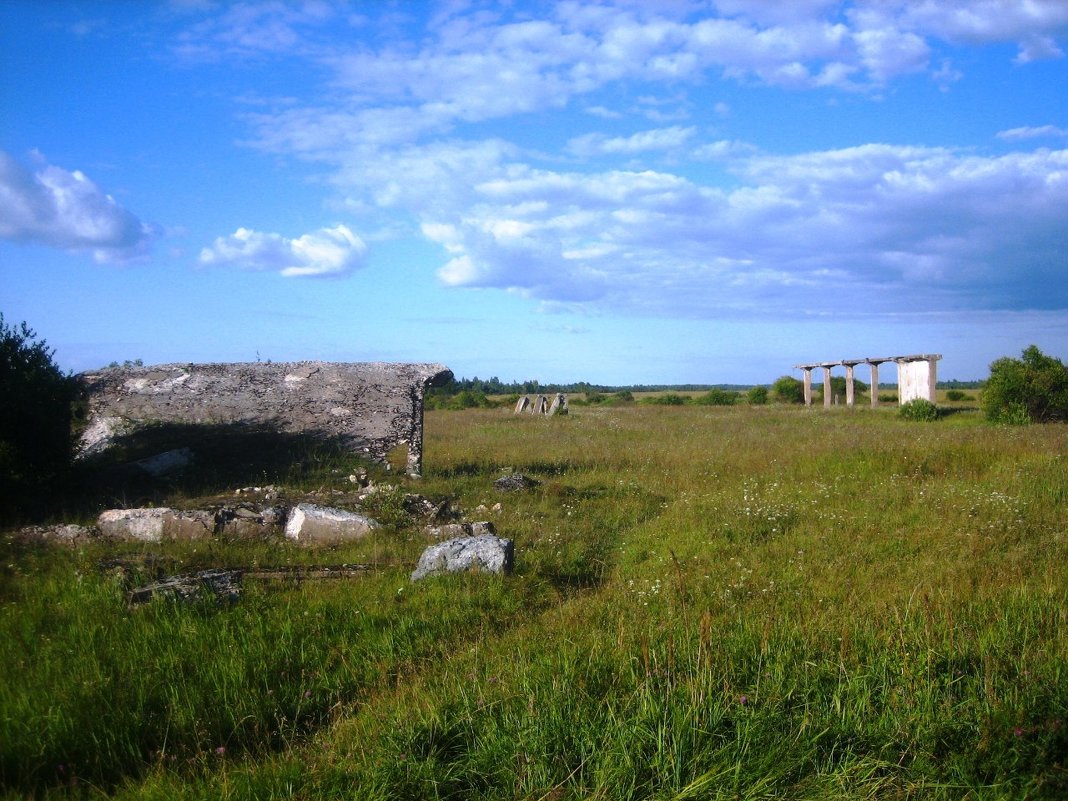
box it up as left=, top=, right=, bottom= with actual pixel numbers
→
left=0, top=316, right=80, bottom=519
left=981, top=345, right=1068, bottom=424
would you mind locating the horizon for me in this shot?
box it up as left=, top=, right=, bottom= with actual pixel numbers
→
left=2, top=1, right=1067, bottom=385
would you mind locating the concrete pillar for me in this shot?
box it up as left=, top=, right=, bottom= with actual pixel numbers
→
left=802, top=368, right=813, bottom=406
left=822, top=366, right=832, bottom=408
left=845, top=364, right=855, bottom=407
left=869, top=362, right=880, bottom=408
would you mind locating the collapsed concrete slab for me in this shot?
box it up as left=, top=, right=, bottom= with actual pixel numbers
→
left=77, top=361, right=453, bottom=477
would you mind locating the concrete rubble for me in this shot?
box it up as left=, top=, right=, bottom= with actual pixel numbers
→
left=424, top=520, right=498, bottom=540
left=411, top=534, right=515, bottom=581
left=284, top=503, right=379, bottom=543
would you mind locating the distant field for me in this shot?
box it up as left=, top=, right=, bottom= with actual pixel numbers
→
left=2, top=403, right=1065, bottom=799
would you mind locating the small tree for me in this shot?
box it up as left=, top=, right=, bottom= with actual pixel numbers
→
left=771, top=376, right=804, bottom=404
left=981, top=345, right=1068, bottom=424
left=0, top=316, right=79, bottom=503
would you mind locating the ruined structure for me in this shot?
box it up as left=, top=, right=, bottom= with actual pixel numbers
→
left=794, top=354, right=941, bottom=408
left=78, top=362, right=453, bottom=476
left=514, top=393, right=568, bottom=416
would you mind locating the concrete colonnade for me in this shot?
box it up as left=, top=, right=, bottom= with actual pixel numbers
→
left=794, top=354, right=941, bottom=408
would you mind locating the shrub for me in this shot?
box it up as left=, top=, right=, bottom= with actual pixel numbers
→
left=0, top=316, right=79, bottom=509
left=899, top=398, right=939, bottom=422
left=746, top=385, right=769, bottom=405
left=771, top=376, right=805, bottom=404
left=981, top=345, right=1068, bottom=424
left=644, top=392, right=688, bottom=406
left=612, top=390, right=634, bottom=403
left=695, top=388, right=737, bottom=406
left=945, top=389, right=966, bottom=402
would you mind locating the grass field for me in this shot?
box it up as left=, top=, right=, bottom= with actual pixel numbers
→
left=2, top=402, right=1066, bottom=799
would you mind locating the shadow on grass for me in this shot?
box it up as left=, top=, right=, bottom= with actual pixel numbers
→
left=5, top=422, right=377, bottom=527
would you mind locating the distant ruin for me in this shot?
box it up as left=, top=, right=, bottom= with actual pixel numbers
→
left=794, top=354, right=941, bottom=408
left=78, top=362, right=453, bottom=476
left=514, top=393, right=568, bottom=416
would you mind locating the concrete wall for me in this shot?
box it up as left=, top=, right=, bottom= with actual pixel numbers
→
left=897, top=358, right=937, bottom=404
left=77, top=361, right=453, bottom=476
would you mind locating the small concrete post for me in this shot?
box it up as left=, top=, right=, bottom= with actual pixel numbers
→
left=802, top=368, right=813, bottom=406
left=822, top=366, right=832, bottom=409
left=845, top=363, right=855, bottom=407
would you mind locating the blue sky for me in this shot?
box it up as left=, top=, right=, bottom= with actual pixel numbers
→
left=2, top=0, right=1067, bottom=385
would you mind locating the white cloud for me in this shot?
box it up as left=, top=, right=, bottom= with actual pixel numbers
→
left=0, top=150, right=155, bottom=263
left=410, top=145, right=1068, bottom=316
left=997, top=125, right=1068, bottom=140
left=199, top=224, right=367, bottom=277
left=567, top=126, right=696, bottom=156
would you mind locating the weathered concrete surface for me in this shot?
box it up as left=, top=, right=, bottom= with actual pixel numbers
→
left=15, top=524, right=96, bottom=546
left=97, top=508, right=215, bottom=542
left=411, top=534, right=515, bottom=581
left=424, top=520, right=497, bottom=540
left=217, top=504, right=285, bottom=538
left=77, top=361, right=453, bottom=476
left=284, top=503, right=379, bottom=543
left=494, top=473, right=540, bottom=492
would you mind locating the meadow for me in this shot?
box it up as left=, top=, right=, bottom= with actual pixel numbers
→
left=1, top=400, right=1066, bottom=799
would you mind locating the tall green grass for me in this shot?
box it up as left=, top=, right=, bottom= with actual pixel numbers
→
left=2, top=404, right=1066, bottom=798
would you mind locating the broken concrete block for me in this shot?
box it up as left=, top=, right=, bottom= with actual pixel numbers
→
left=423, top=520, right=497, bottom=540
left=97, top=508, right=215, bottom=542
left=217, top=505, right=285, bottom=538
left=514, top=396, right=530, bottom=413
left=284, top=503, right=379, bottom=544
left=548, top=393, right=568, bottom=416
left=15, top=524, right=95, bottom=546
left=411, top=534, right=515, bottom=581
left=494, top=474, right=540, bottom=492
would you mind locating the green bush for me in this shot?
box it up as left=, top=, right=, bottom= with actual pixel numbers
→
left=898, top=398, right=939, bottom=422
left=695, top=388, right=737, bottom=406
left=771, top=376, right=804, bottom=404
left=746, top=385, right=769, bottom=405
left=981, top=345, right=1068, bottom=424
left=945, top=389, right=966, bottom=402
left=643, top=392, right=687, bottom=406
left=0, top=316, right=79, bottom=513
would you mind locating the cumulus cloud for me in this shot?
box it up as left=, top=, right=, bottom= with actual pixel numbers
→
left=197, top=2, right=1068, bottom=314
left=409, top=145, right=1068, bottom=316
left=0, top=150, right=155, bottom=262
left=199, top=224, right=367, bottom=277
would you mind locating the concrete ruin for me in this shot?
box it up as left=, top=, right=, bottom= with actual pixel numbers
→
left=514, top=393, right=568, bottom=416
left=794, top=354, right=941, bottom=408
left=77, top=361, right=453, bottom=477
